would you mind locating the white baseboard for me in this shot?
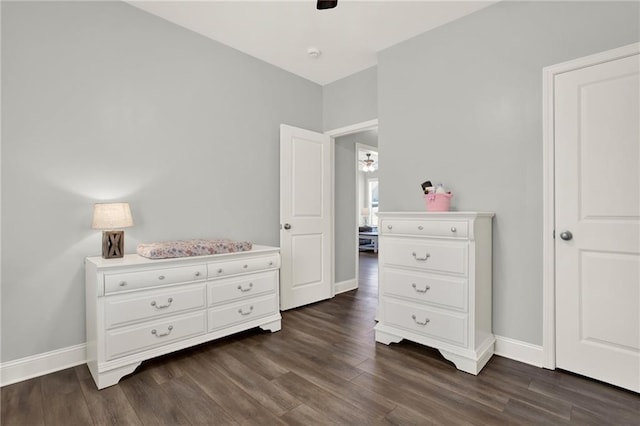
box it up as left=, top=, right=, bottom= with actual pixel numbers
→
left=494, top=335, right=544, bottom=367
left=0, top=343, right=87, bottom=387
left=334, top=278, right=357, bottom=294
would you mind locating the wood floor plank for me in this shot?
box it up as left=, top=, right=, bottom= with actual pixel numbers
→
left=75, top=366, right=143, bottom=426
left=118, top=369, right=192, bottom=425
left=40, top=369, right=94, bottom=426
left=202, top=344, right=301, bottom=416
left=279, top=404, right=337, bottom=426
left=351, top=371, right=476, bottom=426
left=159, top=375, right=240, bottom=425
left=181, top=352, right=287, bottom=425
left=224, top=341, right=290, bottom=381
left=271, top=372, right=384, bottom=425
left=0, top=378, right=45, bottom=426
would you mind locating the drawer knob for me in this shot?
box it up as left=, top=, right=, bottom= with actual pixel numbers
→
left=119, top=281, right=127, bottom=287
left=237, top=283, right=254, bottom=293
left=451, top=227, right=457, bottom=233
left=151, top=325, right=173, bottom=337
left=411, top=283, right=431, bottom=293
left=150, top=297, right=173, bottom=309
left=411, top=315, right=430, bottom=326
left=218, top=268, right=223, bottom=274
left=269, top=261, right=274, bottom=266
left=243, top=264, right=248, bottom=269
left=418, top=225, right=424, bottom=230
left=387, top=225, right=393, bottom=230
left=238, top=306, right=254, bottom=316
left=195, top=271, right=201, bottom=277
left=412, top=252, right=431, bottom=261
left=158, top=275, right=165, bottom=280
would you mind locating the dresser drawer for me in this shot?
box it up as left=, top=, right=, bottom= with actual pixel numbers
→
left=208, top=295, right=277, bottom=332
left=105, top=311, right=206, bottom=360
left=208, top=254, right=279, bottom=279
left=382, top=268, right=468, bottom=311
left=381, top=219, right=468, bottom=238
left=208, top=271, right=277, bottom=307
left=383, top=238, right=468, bottom=276
left=382, top=299, right=467, bottom=347
left=104, top=264, right=206, bottom=294
left=104, top=283, right=206, bottom=329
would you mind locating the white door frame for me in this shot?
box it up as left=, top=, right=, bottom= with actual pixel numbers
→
left=326, top=119, right=378, bottom=293
left=541, top=42, right=640, bottom=369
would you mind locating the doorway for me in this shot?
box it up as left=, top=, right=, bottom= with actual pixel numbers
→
left=327, top=120, right=378, bottom=294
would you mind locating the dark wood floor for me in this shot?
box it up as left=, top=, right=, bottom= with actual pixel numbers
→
left=3, top=251, right=639, bottom=425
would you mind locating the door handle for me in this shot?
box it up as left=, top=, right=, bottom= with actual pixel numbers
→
left=284, top=223, right=292, bottom=230
left=560, top=230, right=573, bottom=241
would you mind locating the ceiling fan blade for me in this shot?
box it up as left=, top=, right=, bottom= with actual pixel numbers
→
left=317, top=1, right=338, bottom=10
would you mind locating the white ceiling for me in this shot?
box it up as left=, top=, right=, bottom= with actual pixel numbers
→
left=127, top=0, right=498, bottom=85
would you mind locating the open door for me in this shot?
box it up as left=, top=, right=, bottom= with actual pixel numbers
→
left=279, top=124, right=332, bottom=310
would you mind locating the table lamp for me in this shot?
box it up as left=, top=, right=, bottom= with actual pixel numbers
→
left=92, top=202, right=133, bottom=258
left=361, top=207, right=370, bottom=226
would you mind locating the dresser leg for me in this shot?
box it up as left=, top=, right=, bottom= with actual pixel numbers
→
left=439, top=346, right=494, bottom=375
left=92, top=362, right=141, bottom=390
left=374, top=328, right=404, bottom=345
left=259, top=319, right=281, bottom=333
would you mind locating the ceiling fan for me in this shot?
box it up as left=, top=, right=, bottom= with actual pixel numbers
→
left=361, top=153, right=377, bottom=172
left=317, top=1, right=338, bottom=10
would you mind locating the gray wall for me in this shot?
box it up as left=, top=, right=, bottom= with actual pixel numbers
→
left=1, top=1, right=322, bottom=361
left=334, top=130, right=378, bottom=283
left=323, top=66, right=377, bottom=131
left=377, top=1, right=640, bottom=345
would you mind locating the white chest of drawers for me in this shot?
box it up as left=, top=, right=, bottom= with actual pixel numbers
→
left=375, top=212, right=494, bottom=375
left=85, top=245, right=281, bottom=389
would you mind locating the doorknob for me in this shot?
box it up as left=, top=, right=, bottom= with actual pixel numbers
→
left=283, top=223, right=292, bottom=230
left=559, top=230, right=573, bottom=241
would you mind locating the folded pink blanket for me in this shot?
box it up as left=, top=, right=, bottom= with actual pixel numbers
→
left=137, top=239, right=252, bottom=259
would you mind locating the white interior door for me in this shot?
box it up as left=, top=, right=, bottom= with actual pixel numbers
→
left=280, top=124, right=332, bottom=310
left=555, top=51, right=640, bottom=392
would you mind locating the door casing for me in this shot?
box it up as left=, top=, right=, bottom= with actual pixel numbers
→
left=541, top=42, right=640, bottom=369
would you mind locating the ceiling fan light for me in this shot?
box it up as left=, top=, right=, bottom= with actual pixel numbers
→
left=317, top=0, right=338, bottom=10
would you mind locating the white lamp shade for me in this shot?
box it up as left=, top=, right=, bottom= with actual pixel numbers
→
left=92, top=203, right=134, bottom=230
left=361, top=208, right=370, bottom=216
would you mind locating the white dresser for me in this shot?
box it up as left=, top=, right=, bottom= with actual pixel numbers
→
left=375, top=212, right=494, bottom=374
left=85, top=245, right=281, bottom=389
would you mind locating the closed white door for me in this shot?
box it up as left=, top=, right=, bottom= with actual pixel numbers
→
left=555, top=51, right=640, bottom=392
left=279, top=124, right=332, bottom=310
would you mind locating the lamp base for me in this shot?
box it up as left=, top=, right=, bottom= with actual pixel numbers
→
left=102, top=230, right=125, bottom=258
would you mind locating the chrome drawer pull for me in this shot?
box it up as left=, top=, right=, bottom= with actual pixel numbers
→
left=151, top=325, right=173, bottom=337
left=194, top=271, right=201, bottom=277
left=451, top=227, right=457, bottom=233
left=412, top=252, right=431, bottom=261
left=269, top=261, right=274, bottom=266
left=119, top=281, right=127, bottom=287
left=418, top=225, right=424, bottom=230
left=387, top=225, right=393, bottom=230
left=412, top=283, right=431, bottom=293
left=238, top=306, right=254, bottom=316
left=237, top=283, right=254, bottom=292
left=243, top=264, right=249, bottom=269
left=217, top=268, right=223, bottom=274
left=158, top=275, right=165, bottom=280
left=150, top=297, right=173, bottom=309
left=411, top=315, right=430, bottom=326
